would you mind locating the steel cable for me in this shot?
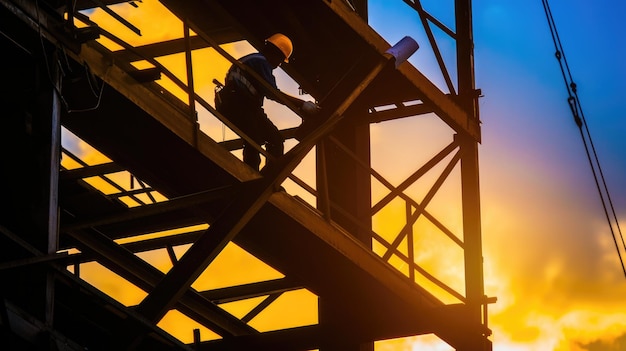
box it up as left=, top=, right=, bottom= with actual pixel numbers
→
left=541, top=0, right=626, bottom=278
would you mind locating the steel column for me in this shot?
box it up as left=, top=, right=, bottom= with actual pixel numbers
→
left=456, top=0, right=488, bottom=349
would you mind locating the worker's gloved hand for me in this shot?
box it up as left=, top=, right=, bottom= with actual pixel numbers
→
left=301, top=101, right=321, bottom=115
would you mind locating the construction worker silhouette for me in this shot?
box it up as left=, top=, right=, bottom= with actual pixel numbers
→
left=216, top=33, right=320, bottom=171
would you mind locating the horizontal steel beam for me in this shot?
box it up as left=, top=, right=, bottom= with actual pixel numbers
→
left=112, top=29, right=243, bottom=62
left=60, top=162, right=125, bottom=180
left=200, top=278, right=303, bottom=304
left=61, top=185, right=237, bottom=232
left=368, top=102, right=433, bottom=124
left=0, top=252, right=68, bottom=270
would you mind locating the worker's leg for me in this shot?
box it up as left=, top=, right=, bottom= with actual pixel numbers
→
left=258, top=112, right=284, bottom=160
left=242, top=143, right=261, bottom=171
left=239, top=109, right=275, bottom=171
left=217, top=91, right=263, bottom=170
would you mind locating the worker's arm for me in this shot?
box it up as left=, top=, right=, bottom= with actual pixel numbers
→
left=249, top=59, right=320, bottom=115
left=270, top=90, right=321, bottom=116
left=247, top=59, right=301, bottom=109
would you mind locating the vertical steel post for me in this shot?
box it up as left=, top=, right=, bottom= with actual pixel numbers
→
left=455, top=0, right=487, bottom=349
left=184, top=20, right=199, bottom=147
left=319, top=2, right=372, bottom=350
left=45, top=56, right=62, bottom=330
left=34, top=46, right=62, bottom=334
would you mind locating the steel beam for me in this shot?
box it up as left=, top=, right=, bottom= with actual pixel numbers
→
left=65, top=228, right=256, bottom=337
left=0, top=252, right=69, bottom=271
left=60, top=162, right=125, bottom=180
left=368, top=102, right=433, bottom=124
left=112, top=30, right=243, bottom=62
left=200, top=278, right=302, bottom=304
left=61, top=185, right=237, bottom=232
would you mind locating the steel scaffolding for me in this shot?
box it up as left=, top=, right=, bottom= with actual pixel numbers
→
left=0, top=0, right=492, bottom=349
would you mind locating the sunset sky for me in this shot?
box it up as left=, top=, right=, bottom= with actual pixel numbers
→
left=380, top=1, right=626, bottom=350
left=65, top=1, right=626, bottom=350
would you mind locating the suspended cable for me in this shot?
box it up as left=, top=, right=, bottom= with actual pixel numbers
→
left=541, top=0, right=626, bottom=278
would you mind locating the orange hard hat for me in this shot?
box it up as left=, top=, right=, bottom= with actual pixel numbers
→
left=266, top=33, right=293, bottom=63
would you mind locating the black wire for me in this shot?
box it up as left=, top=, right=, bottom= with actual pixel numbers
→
left=35, top=0, right=70, bottom=111
left=571, top=85, right=626, bottom=263
left=34, top=0, right=105, bottom=114
left=541, top=0, right=626, bottom=278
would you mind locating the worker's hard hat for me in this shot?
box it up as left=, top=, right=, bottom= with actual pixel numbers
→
left=266, top=33, right=293, bottom=63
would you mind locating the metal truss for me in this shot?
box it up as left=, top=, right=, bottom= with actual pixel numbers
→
left=0, top=0, right=492, bottom=350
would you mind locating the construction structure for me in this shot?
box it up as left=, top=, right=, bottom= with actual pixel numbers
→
left=0, top=0, right=493, bottom=350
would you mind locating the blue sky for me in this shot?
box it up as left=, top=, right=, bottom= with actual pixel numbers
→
left=369, top=1, right=626, bottom=349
